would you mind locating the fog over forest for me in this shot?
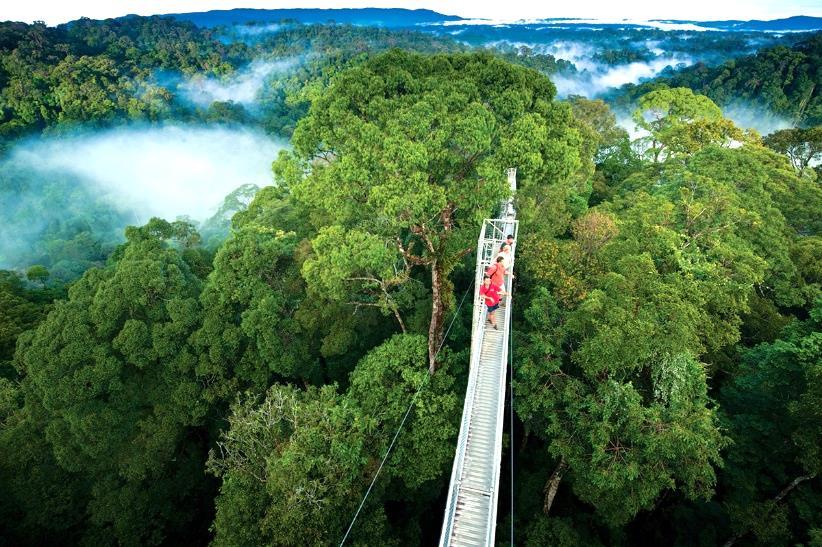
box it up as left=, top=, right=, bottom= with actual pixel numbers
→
left=7, top=125, right=283, bottom=221
left=0, top=125, right=285, bottom=272
left=177, top=57, right=302, bottom=106
left=0, top=18, right=812, bottom=275
left=0, top=14, right=814, bottom=275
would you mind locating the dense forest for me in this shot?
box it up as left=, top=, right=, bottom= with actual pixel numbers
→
left=610, top=34, right=822, bottom=127
left=0, top=14, right=820, bottom=546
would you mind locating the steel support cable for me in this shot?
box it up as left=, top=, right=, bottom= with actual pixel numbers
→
left=339, top=278, right=476, bottom=546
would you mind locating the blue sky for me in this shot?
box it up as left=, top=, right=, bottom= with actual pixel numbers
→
left=4, top=0, right=821, bottom=26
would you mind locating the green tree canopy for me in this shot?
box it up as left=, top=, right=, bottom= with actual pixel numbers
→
left=9, top=219, right=210, bottom=544
left=512, top=140, right=822, bottom=526
left=763, top=126, right=822, bottom=171
left=208, top=334, right=459, bottom=545
left=275, top=49, right=582, bottom=371
left=194, top=214, right=316, bottom=396
left=25, top=265, right=49, bottom=287
left=718, top=299, right=821, bottom=545
left=632, top=87, right=748, bottom=162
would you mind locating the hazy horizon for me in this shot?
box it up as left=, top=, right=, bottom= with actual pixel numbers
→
left=4, top=1, right=821, bottom=27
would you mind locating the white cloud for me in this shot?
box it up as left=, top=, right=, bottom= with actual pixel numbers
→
left=9, top=124, right=286, bottom=222
left=179, top=58, right=299, bottom=106
left=438, top=18, right=720, bottom=31
left=551, top=56, right=694, bottom=97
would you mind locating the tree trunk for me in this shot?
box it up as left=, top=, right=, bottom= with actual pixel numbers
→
left=722, top=473, right=816, bottom=547
left=543, top=458, right=567, bottom=516
left=428, top=260, right=446, bottom=374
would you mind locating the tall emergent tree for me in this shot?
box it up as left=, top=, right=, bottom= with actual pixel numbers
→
left=632, top=87, right=748, bottom=162
left=763, top=126, right=822, bottom=172
left=274, top=49, right=582, bottom=372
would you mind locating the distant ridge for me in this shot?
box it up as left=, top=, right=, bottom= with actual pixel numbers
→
left=653, top=15, right=822, bottom=31
left=165, top=8, right=462, bottom=28
left=111, top=9, right=822, bottom=33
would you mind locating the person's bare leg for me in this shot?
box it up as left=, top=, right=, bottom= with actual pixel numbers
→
left=488, top=310, right=498, bottom=329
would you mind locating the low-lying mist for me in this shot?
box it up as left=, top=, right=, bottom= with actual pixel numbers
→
left=721, top=102, right=796, bottom=135
left=9, top=124, right=284, bottom=222
left=1, top=124, right=286, bottom=275
left=235, top=23, right=286, bottom=36
left=614, top=102, right=796, bottom=139
left=486, top=39, right=695, bottom=98
left=552, top=56, right=694, bottom=97
left=179, top=58, right=301, bottom=106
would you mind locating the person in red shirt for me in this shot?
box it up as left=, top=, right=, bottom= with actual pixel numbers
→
left=486, top=256, right=506, bottom=289
left=479, top=274, right=506, bottom=330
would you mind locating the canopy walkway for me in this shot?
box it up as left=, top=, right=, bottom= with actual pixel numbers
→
left=440, top=169, right=518, bottom=546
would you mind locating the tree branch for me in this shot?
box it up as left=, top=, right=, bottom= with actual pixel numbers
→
left=396, top=236, right=428, bottom=266
left=722, top=473, right=816, bottom=547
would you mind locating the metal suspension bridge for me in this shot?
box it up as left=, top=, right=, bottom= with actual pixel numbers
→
left=340, top=168, right=519, bottom=547
left=439, top=168, right=518, bottom=546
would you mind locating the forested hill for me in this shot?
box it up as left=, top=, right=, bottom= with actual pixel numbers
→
left=0, top=16, right=462, bottom=142
left=164, top=7, right=461, bottom=28
left=660, top=15, right=822, bottom=31
left=0, top=16, right=463, bottom=281
left=610, top=32, right=822, bottom=126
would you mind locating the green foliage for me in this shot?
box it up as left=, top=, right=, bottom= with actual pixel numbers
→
left=524, top=516, right=604, bottom=547
left=278, top=49, right=582, bottom=368
left=565, top=95, right=637, bottom=204
left=246, top=23, right=465, bottom=136
left=631, top=87, right=748, bottom=161
left=763, top=126, right=822, bottom=171
left=209, top=384, right=389, bottom=546
left=718, top=300, right=822, bottom=544
left=682, top=145, right=822, bottom=307
left=24, top=264, right=49, bottom=286
left=0, top=271, right=50, bottom=375
left=199, top=183, right=261, bottom=247
left=612, top=34, right=822, bottom=126
left=0, top=21, right=820, bottom=544
left=566, top=96, right=628, bottom=160
left=592, top=48, right=653, bottom=65
left=0, top=17, right=245, bottom=138
left=346, top=334, right=459, bottom=489
left=516, top=281, right=727, bottom=525
left=194, top=214, right=316, bottom=396
left=208, top=334, right=459, bottom=546
left=6, top=220, right=211, bottom=544
left=492, top=44, right=577, bottom=75
left=514, top=133, right=822, bottom=527
left=0, top=404, right=88, bottom=544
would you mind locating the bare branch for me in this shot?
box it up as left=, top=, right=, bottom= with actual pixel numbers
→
left=723, top=474, right=816, bottom=547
